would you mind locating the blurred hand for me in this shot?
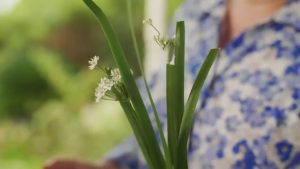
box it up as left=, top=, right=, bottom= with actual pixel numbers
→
left=43, top=159, right=119, bottom=169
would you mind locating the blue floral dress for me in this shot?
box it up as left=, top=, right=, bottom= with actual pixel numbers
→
left=106, top=0, right=300, bottom=168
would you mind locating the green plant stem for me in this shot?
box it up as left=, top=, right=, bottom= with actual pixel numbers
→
left=119, top=101, right=154, bottom=169
left=127, top=0, right=171, bottom=168
left=150, top=24, right=161, bottom=35
left=166, top=64, right=178, bottom=169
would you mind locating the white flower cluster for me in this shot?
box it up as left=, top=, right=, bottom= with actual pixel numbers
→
left=154, top=35, right=176, bottom=51
left=95, top=77, right=113, bottom=102
left=88, top=56, right=99, bottom=70
left=95, top=68, right=122, bottom=102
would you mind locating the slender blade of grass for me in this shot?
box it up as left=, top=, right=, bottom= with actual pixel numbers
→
left=119, top=101, right=154, bottom=169
left=166, top=64, right=179, bottom=169
left=177, top=49, right=220, bottom=169
left=174, top=21, right=185, bottom=133
left=126, top=0, right=171, bottom=168
left=83, top=1, right=165, bottom=168
left=168, top=21, right=185, bottom=169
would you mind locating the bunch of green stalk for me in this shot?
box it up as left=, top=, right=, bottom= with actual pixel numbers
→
left=83, top=0, right=219, bottom=168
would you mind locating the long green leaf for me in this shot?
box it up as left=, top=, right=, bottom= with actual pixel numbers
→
left=174, top=21, right=185, bottom=132
left=119, top=101, right=154, bottom=169
left=83, top=0, right=165, bottom=168
left=172, top=22, right=185, bottom=169
left=166, top=64, right=179, bottom=169
left=126, top=0, right=171, bottom=168
left=165, top=21, right=185, bottom=169
left=177, top=49, right=220, bottom=169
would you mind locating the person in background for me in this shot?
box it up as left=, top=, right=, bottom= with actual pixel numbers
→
left=44, top=0, right=300, bottom=168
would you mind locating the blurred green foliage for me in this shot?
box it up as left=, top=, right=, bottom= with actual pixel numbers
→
left=0, top=0, right=182, bottom=168
left=0, top=0, right=146, bottom=118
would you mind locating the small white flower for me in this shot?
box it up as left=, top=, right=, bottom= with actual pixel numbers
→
left=110, top=68, right=122, bottom=84
left=88, top=56, right=99, bottom=70
left=100, top=77, right=114, bottom=90
left=143, top=18, right=152, bottom=25
left=95, top=77, right=114, bottom=102
left=95, top=88, right=105, bottom=102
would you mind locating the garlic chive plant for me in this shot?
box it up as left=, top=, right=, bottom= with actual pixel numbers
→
left=83, top=0, right=220, bottom=169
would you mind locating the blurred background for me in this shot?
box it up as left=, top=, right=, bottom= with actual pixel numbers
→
left=0, top=0, right=181, bottom=168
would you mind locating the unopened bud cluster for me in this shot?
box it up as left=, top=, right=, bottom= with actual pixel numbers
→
left=154, top=35, right=176, bottom=51
left=143, top=18, right=176, bottom=63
